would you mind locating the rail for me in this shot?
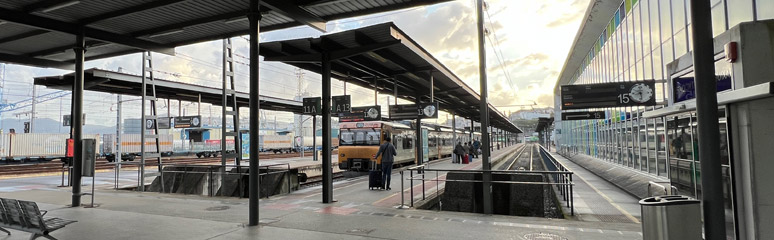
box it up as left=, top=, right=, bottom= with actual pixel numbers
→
left=151, top=162, right=293, bottom=198
left=398, top=154, right=575, bottom=216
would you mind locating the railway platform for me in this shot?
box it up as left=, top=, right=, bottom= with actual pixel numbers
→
left=0, top=145, right=645, bottom=240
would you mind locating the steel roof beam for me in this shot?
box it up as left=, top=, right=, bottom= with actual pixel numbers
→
left=260, top=0, right=327, bottom=32
left=0, top=52, right=74, bottom=70
left=28, top=40, right=103, bottom=58
left=0, top=7, right=175, bottom=55
left=0, top=30, right=49, bottom=44
left=263, top=40, right=400, bottom=63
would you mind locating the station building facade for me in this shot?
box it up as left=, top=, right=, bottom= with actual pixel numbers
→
left=554, top=0, right=774, bottom=239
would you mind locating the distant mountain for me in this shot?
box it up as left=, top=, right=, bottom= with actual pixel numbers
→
left=0, top=117, right=116, bottom=134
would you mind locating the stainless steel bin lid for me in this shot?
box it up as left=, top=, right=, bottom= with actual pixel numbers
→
left=639, top=195, right=700, bottom=206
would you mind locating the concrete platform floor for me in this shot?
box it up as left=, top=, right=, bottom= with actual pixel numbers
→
left=0, top=144, right=643, bottom=240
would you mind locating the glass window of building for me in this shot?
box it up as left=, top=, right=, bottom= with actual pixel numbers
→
left=726, top=0, right=753, bottom=27
left=643, top=54, right=653, bottom=79
left=671, top=0, right=686, bottom=32
left=633, top=5, right=643, bottom=63
left=659, top=0, right=672, bottom=41
left=649, top=0, right=661, bottom=51
left=711, top=0, right=728, bottom=37
left=759, top=0, right=774, bottom=20
left=641, top=1, right=652, bottom=54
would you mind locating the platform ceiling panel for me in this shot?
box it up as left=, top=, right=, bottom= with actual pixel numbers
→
left=259, top=22, right=522, bottom=133
left=0, top=0, right=452, bottom=70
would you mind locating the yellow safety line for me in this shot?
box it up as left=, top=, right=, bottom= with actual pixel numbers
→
left=562, top=163, right=640, bottom=223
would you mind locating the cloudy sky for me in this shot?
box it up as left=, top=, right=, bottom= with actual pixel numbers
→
left=0, top=0, right=588, bottom=131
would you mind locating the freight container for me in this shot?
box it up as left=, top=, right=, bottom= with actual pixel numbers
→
left=6, top=133, right=99, bottom=161
left=191, top=139, right=236, bottom=158
left=0, top=133, right=10, bottom=160
left=103, top=134, right=173, bottom=162
left=297, top=137, right=339, bottom=148
left=261, top=135, right=294, bottom=153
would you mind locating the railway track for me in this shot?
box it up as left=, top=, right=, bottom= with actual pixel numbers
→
left=499, top=144, right=539, bottom=171
left=0, top=150, right=337, bottom=177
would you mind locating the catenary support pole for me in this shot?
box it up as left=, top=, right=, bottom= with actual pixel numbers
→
left=247, top=1, right=261, bottom=226
left=688, top=0, right=725, bottom=238
left=476, top=0, right=492, bottom=215
left=322, top=52, right=333, bottom=203
left=71, top=31, right=85, bottom=207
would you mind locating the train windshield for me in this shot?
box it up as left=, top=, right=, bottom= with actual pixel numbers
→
left=340, top=128, right=381, bottom=146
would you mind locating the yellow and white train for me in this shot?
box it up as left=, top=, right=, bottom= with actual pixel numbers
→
left=337, top=121, right=480, bottom=171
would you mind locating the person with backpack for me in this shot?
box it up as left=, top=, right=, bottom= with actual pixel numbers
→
left=472, top=139, right=481, bottom=158
left=373, top=136, right=397, bottom=190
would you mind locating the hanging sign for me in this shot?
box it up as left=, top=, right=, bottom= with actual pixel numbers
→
left=331, top=95, right=351, bottom=114
left=340, top=106, right=381, bottom=122
left=303, top=97, right=322, bottom=115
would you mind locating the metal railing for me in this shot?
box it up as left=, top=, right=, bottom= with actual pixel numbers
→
left=537, top=145, right=575, bottom=216
left=647, top=181, right=679, bottom=197
left=398, top=161, right=575, bottom=216
left=151, top=162, right=292, bottom=198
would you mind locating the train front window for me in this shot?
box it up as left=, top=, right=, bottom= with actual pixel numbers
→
left=340, top=129, right=382, bottom=146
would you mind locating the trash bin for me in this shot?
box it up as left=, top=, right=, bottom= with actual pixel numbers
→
left=639, top=195, right=702, bottom=240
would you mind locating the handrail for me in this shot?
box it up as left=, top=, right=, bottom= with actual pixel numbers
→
left=399, top=147, right=575, bottom=216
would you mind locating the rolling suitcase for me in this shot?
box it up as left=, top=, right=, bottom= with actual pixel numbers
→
left=369, top=160, right=382, bottom=190
left=462, top=154, right=469, bottom=164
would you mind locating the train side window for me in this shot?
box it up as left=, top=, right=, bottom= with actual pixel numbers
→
left=404, top=136, right=413, bottom=149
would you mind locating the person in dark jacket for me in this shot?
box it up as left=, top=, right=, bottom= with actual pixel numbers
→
left=454, top=142, right=465, bottom=164
left=472, top=139, right=481, bottom=158
left=374, top=136, right=397, bottom=190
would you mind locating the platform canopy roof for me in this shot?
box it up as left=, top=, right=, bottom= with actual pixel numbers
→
left=33, top=68, right=303, bottom=113
left=535, top=117, right=554, bottom=133
left=260, top=22, right=522, bottom=133
left=0, top=0, right=452, bottom=70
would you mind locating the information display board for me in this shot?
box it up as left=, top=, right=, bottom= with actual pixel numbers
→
left=340, top=106, right=381, bottom=122
left=561, top=111, right=606, bottom=120
left=388, top=102, right=439, bottom=120
left=174, top=115, right=201, bottom=128
left=561, top=81, right=656, bottom=110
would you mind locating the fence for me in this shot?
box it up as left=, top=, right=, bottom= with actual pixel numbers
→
left=121, top=163, right=292, bottom=198
left=399, top=156, right=575, bottom=215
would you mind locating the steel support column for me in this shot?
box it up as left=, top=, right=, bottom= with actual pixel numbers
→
left=415, top=94, right=423, bottom=167
left=689, top=0, right=725, bottom=238
left=321, top=52, right=333, bottom=203
left=71, top=31, right=85, bottom=207
left=247, top=1, right=261, bottom=226
left=476, top=0, right=492, bottom=215
left=313, top=116, right=317, bottom=161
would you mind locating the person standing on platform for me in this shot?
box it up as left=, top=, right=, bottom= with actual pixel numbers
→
left=473, top=139, right=481, bottom=158
left=373, top=136, right=397, bottom=190
left=454, top=142, right=465, bottom=164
